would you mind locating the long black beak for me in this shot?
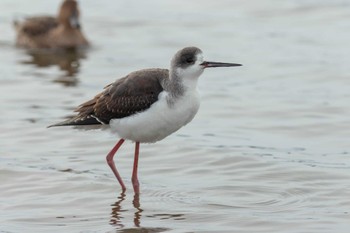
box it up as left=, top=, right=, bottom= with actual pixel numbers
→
left=201, top=61, right=242, bottom=68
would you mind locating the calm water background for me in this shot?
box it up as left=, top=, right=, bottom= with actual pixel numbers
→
left=1, top=0, right=350, bottom=232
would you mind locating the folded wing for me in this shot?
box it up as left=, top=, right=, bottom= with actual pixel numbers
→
left=49, top=68, right=168, bottom=127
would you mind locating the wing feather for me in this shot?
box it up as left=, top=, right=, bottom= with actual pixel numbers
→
left=49, top=69, right=168, bottom=127
left=17, top=16, right=58, bottom=36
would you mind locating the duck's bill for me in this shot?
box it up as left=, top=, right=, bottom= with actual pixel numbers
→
left=70, top=15, right=81, bottom=29
left=201, top=61, right=242, bottom=68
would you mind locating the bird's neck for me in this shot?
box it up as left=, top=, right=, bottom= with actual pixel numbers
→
left=165, top=69, right=200, bottom=105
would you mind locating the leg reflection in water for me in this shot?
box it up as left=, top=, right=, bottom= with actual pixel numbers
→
left=109, top=191, right=143, bottom=228
left=110, top=191, right=127, bottom=228
left=132, top=193, right=143, bottom=227
left=109, top=191, right=176, bottom=232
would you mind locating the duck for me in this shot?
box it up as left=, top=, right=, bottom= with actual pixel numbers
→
left=14, top=0, right=89, bottom=49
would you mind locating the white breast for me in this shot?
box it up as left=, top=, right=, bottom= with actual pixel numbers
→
left=110, top=90, right=200, bottom=143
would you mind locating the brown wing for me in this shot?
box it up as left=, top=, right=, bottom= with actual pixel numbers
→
left=49, top=68, right=168, bottom=127
left=18, top=16, right=58, bottom=36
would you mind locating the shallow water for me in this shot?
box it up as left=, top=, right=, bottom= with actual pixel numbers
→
left=1, top=0, right=350, bottom=232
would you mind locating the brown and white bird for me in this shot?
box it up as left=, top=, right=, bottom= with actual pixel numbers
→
left=49, top=46, right=241, bottom=193
left=14, top=0, right=89, bottom=49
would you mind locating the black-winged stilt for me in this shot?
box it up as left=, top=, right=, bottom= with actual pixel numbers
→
left=49, top=46, right=241, bottom=193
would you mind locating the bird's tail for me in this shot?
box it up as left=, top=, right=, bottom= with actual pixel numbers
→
left=47, top=115, right=103, bottom=128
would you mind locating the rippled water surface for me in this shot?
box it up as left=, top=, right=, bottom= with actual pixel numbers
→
left=1, top=0, right=350, bottom=232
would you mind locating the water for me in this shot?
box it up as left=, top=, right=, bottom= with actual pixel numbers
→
left=1, top=0, right=350, bottom=232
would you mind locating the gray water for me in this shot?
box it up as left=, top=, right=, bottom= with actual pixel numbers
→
left=1, top=0, right=350, bottom=232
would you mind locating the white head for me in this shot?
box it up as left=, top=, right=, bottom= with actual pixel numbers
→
left=171, top=47, right=205, bottom=82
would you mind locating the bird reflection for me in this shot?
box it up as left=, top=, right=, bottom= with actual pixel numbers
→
left=19, top=48, right=87, bottom=86
left=110, top=192, right=143, bottom=228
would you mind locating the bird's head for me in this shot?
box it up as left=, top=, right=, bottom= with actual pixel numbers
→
left=171, top=46, right=242, bottom=81
left=58, top=0, right=81, bottom=29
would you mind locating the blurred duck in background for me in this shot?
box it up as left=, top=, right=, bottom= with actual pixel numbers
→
left=14, top=0, right=89, bottom=49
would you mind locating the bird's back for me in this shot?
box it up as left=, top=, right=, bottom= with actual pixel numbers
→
left=15, top=16, right=58, bottom=36
left=14, top=16, right=58, bottom=48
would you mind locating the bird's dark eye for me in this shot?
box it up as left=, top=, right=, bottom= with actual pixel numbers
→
left=186, top=58, right=194, bottom=64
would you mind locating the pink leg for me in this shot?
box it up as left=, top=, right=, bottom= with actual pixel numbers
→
left=131, top=142, right=140, bottom=194
left=106, top=139, right=126, bottom=191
